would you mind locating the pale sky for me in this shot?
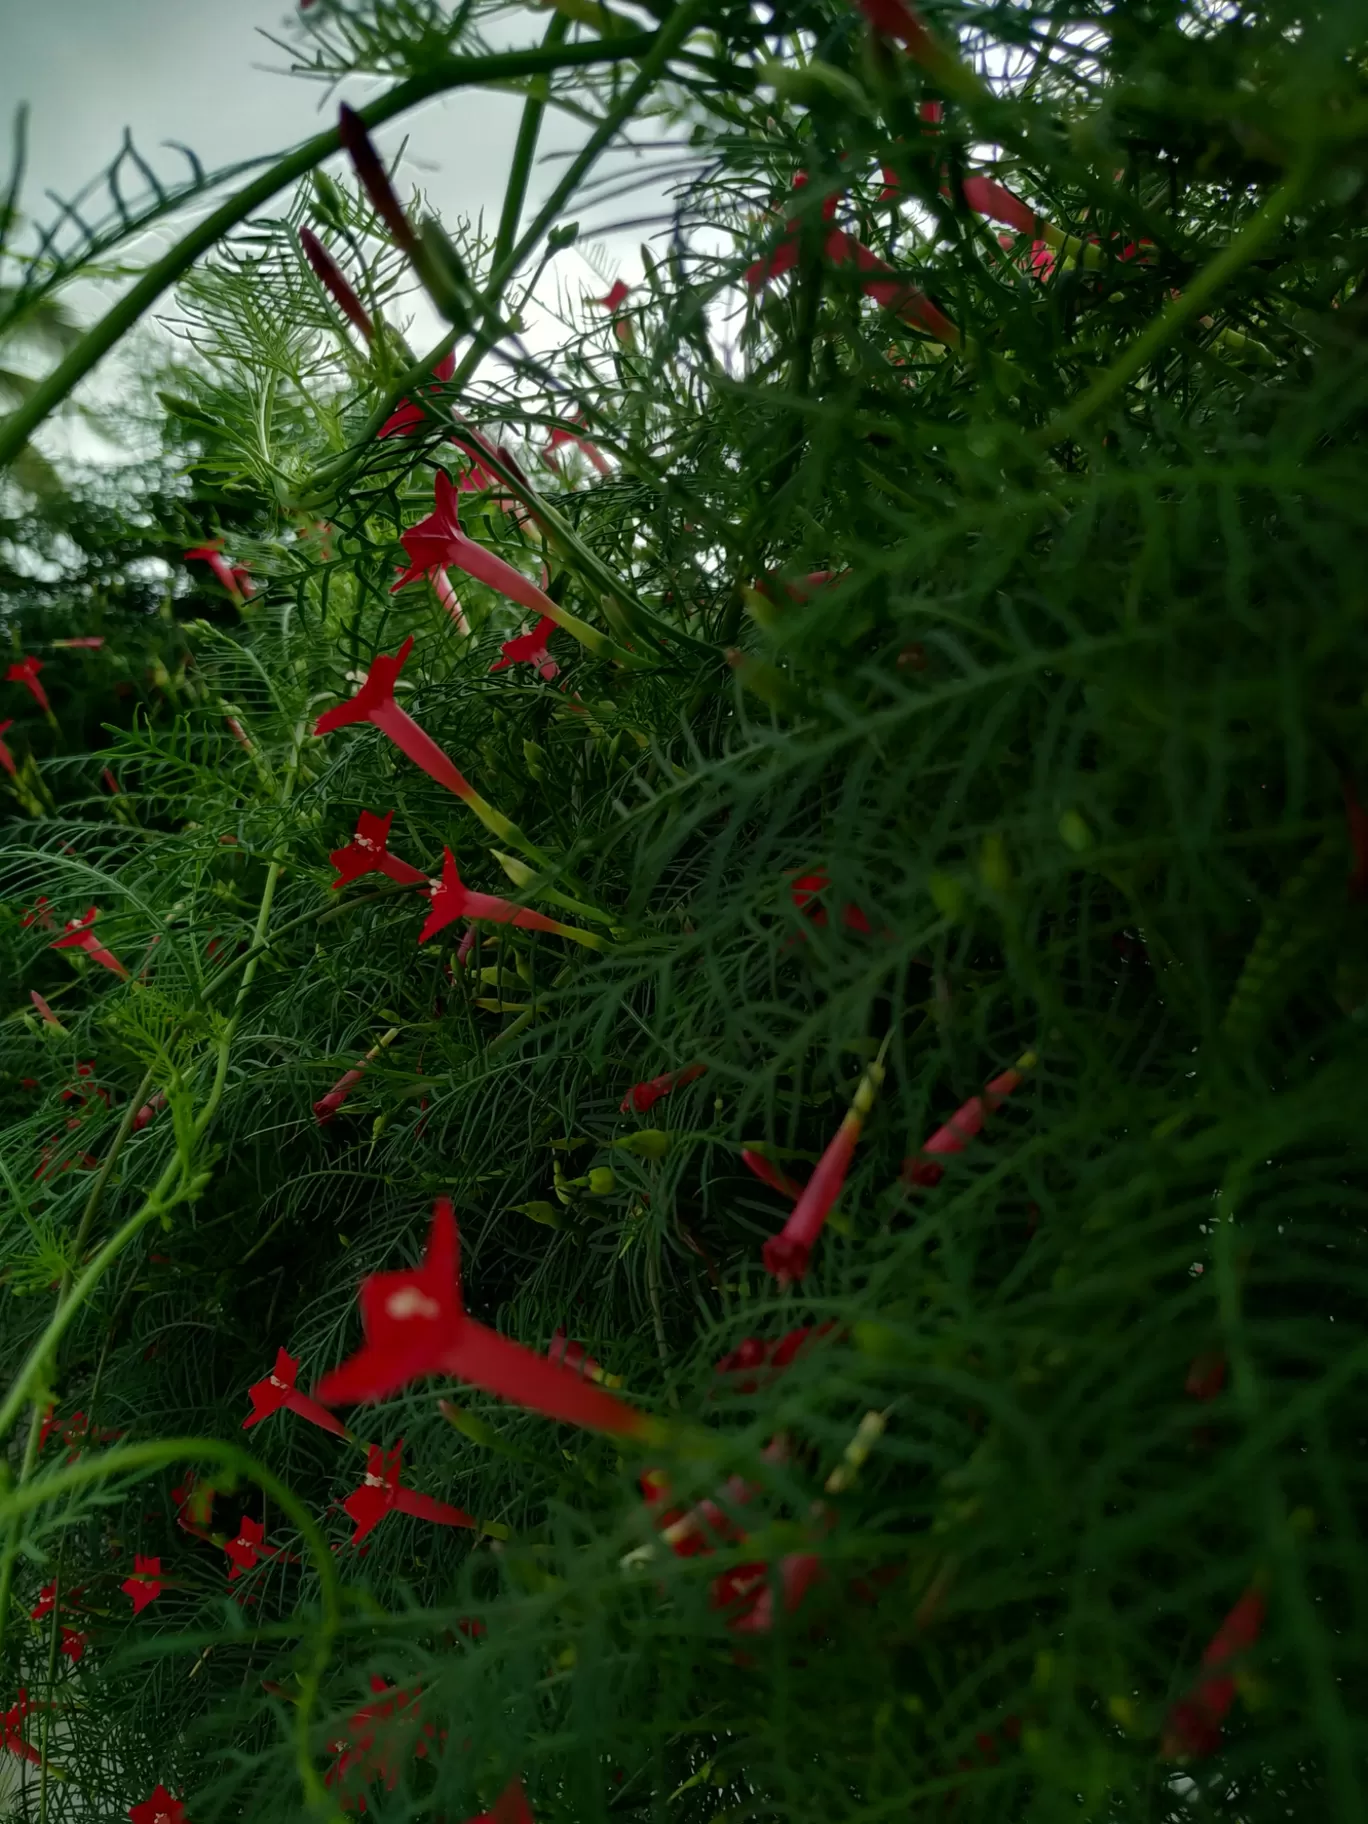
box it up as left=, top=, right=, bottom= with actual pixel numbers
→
left=0, top=0, right=672, bottom=435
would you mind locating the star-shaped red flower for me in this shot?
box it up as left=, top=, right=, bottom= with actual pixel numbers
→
left=488, top=614, right=560, bottom=682
left=0, top=718, right=16, bottom=779
left=314, top=638, right=483, bottom=808
left=50, top=906, right=127, bottom=978
left=341, top=1440, right=476, bottom=1545
left=393, top=473, right=563, bottom=625
left=223, top=1515, right=275, bottom=1583
left=419, top=849, right=569, bottom=945
left=314, top=1198, right=649, bottom=1438
left=128, top=1783, right=187, bottom=1824
left=122, top=1555, right=164, bottom=1615
left=329, top=809, right=428, bottom=891
left=6, top=655, right=50, bottom=714
left=243, top=1347, right=347, bottom=1437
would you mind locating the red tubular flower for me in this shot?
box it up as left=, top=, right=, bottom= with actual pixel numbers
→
left=22, top=899, right=53, bottom=929
left=243, top=1347, right=348, bottom=1436
left=378, top=349, right=457, bottom=439
left=489, top=615, right=560, bottom=681
left=299, top=226, right=375, bottom=342
left=902, top=1051, right=1036, bottom=1187
left=955, top=174, right=1040, bottom=237
left=837, top=233, right=961, bottom=344
left=329, top=809, right=428, bottom=891
left=461, top=1778, right=536, bottom=1824
left=52, top=636, right=104, bottom=650
left=314, top=1068, right=366, bottom=1124
left=714, top=1552, right=824, bottom=1634
left=341, top=1440, right=476, bottom=1545
left=592, top=280, right=631, bottom=311
left=314, top=637, right=480, bottom=803
left=620, top=1063, right=707, bottom=1115
left=790, top=869, right=873, bottom=934
left=185, top=543, right=252, bottom=604
left=60, top=1627, right=87, bottom=1663
left=132, top=1090, right=167, bottom=1132
left=2, top=1691, right=40, bottom=1765
left=393, top=473, right=562, bottom=629
left=223, top=1515, right=276, bottom=1583
left=853, top=0, right=943, bottom=68
left=325, top=1674, right=440, bottom=1807
left=745, top=174, right=841, bottom=288
left=420, top=848, right=571, bottom=944
left=338, top=103, right=420, bottom=257
left=1162, top=1586, right=1266, bottom=1759
left=30, top=1582, right=58, bottom=1621
left=0, top=718, right=16, bottom=779
left=543, top=423, right=612, bottom=478
left=129, top=1785, right=186, bottom=1824
left=763, top=1059, right=885, bottom=1282
left=7, top=655, right=49, bottom=714
left=1344, top=777, right=1368, bottom=900
left=715, top=1324, right=833, bottom=1392
left=121, top=1555, right=164, bottom=1615
left=51, top=907, right=128, bottom=978
left=314, top=1197, right=649, bottom=1438
left=31, top=990, right=63, bottom=1030
left=740, top=1150, right=806, bottom=1200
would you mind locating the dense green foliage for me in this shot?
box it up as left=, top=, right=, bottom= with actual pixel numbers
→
left=3, top=0, right=1368, bottom=1820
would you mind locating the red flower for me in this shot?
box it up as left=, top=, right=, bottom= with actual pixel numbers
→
left=543, top=423, right=611, bottom=478
left=338, top=103, right=420, bottom=257
left=393, top=474, right=563, bottom=630
left=243, top=1347, right=347, bottom=1437
left=463, top=1778, right=536, bottom=1824
left=299, top=226, right=374, bottom=342
left=852, top=0, right=943, bottom=68
left=712, top=1552, right=824, bottom=1634
left=953, top=175, right=1039, bottom=238
left=420, top=849, right=579, bottom=944
left=121, top=1555, right=164, bottom=1615
left=329, top=809, right=428, bottom=891
left=325, top=1673, right=440, bottom=1808
left=902, top=1051, right=1036, bottom=1187
left=790, top=869, right=873, bottom=934
left=744, top=174, right=840, bottom=288
left=0, top=718, right=15, bottom=779
left=1344, top=777, right=1368, bottom=900
left=739, top=1150, right=806, bottom=1200
left=22, top=898, right=53, bottom=930
left=1185, top=1352, right=1226, bottom=1403
left=314, top=637, right=483, bottom=805
left=50, top=906, right=128, bottom=978
left=30, top=1581, right=58, bottom=1622
left=592, top=280, right=631, bottom=311
left=2, top=1691, right=40, bottom=1765
left=185, top=543, right=253, bottom=604
left=129, top=1784, right=186, bottom=1824
left=1162, top=1586, right=1266, bottom=1759
left=223, top=1515, right=276, bottom=1582
left=6, top=655, right=49, bottom=714
left=378, top=349, right=457, bottom=438
left=341, top=1440, right=476, bottom=1545
left=488, top=614, right=560, bottom=682
left=834, top=232, right=961, bottom=344
left=620, top=1064, right=707, bottom=1115
left=60, top=1627, right=87, bottom=1663
left=132, top=1090, right=167, bottom=1132
left=715, top=1325, right=830, bottom=1391
left=763, top=1059, right=885, bottom=1282
left=314, top=1197, right=649, bottom=1437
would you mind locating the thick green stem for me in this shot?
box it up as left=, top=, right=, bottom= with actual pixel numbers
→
left=0, top=34, right=656, bottom=471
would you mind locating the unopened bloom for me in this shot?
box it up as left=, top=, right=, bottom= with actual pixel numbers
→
left=132, top=1090, right=167, bottom=1132
left=739, top=1150, right=806, bottom=1200
left=51, top=907, right=128, bottom=978
left=420, top=849, right=596, bottom=947
left=314, top=1198, right=649, bottom=1437
left=763, top=1058, right=885, bottom=1282
left=329, top=809, right=428, bottom=890
left=341, top=1440, right=476, bottom=1545
left=0, top=718, right=16, bottom=779
left=52, top=636, right=104, bottom=650
left=121, top=1556, right=164, bottom=1615
left=243, top=1347, right=347, bottom=1436
left=489, top=615, right=560, bottom=681
left=129, top=1784, right=186, bottom=1824
left=6, top=655, right=49, bottom=714
left=223, top=1515, right=275, bottom=1583
left=1162, top=1586, right=1266, bottom=1758
left=299, top=227, right=375, bottom=342
left=620, top=1064, right=707, bottom=1115
left=548, top=1329, right=619, bottom=1385
left=953, top=174, right=1039, bottom=238
left=902, top=1052, right=1036, bottom=1187
left=338, top=103, right=420, bottom=257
